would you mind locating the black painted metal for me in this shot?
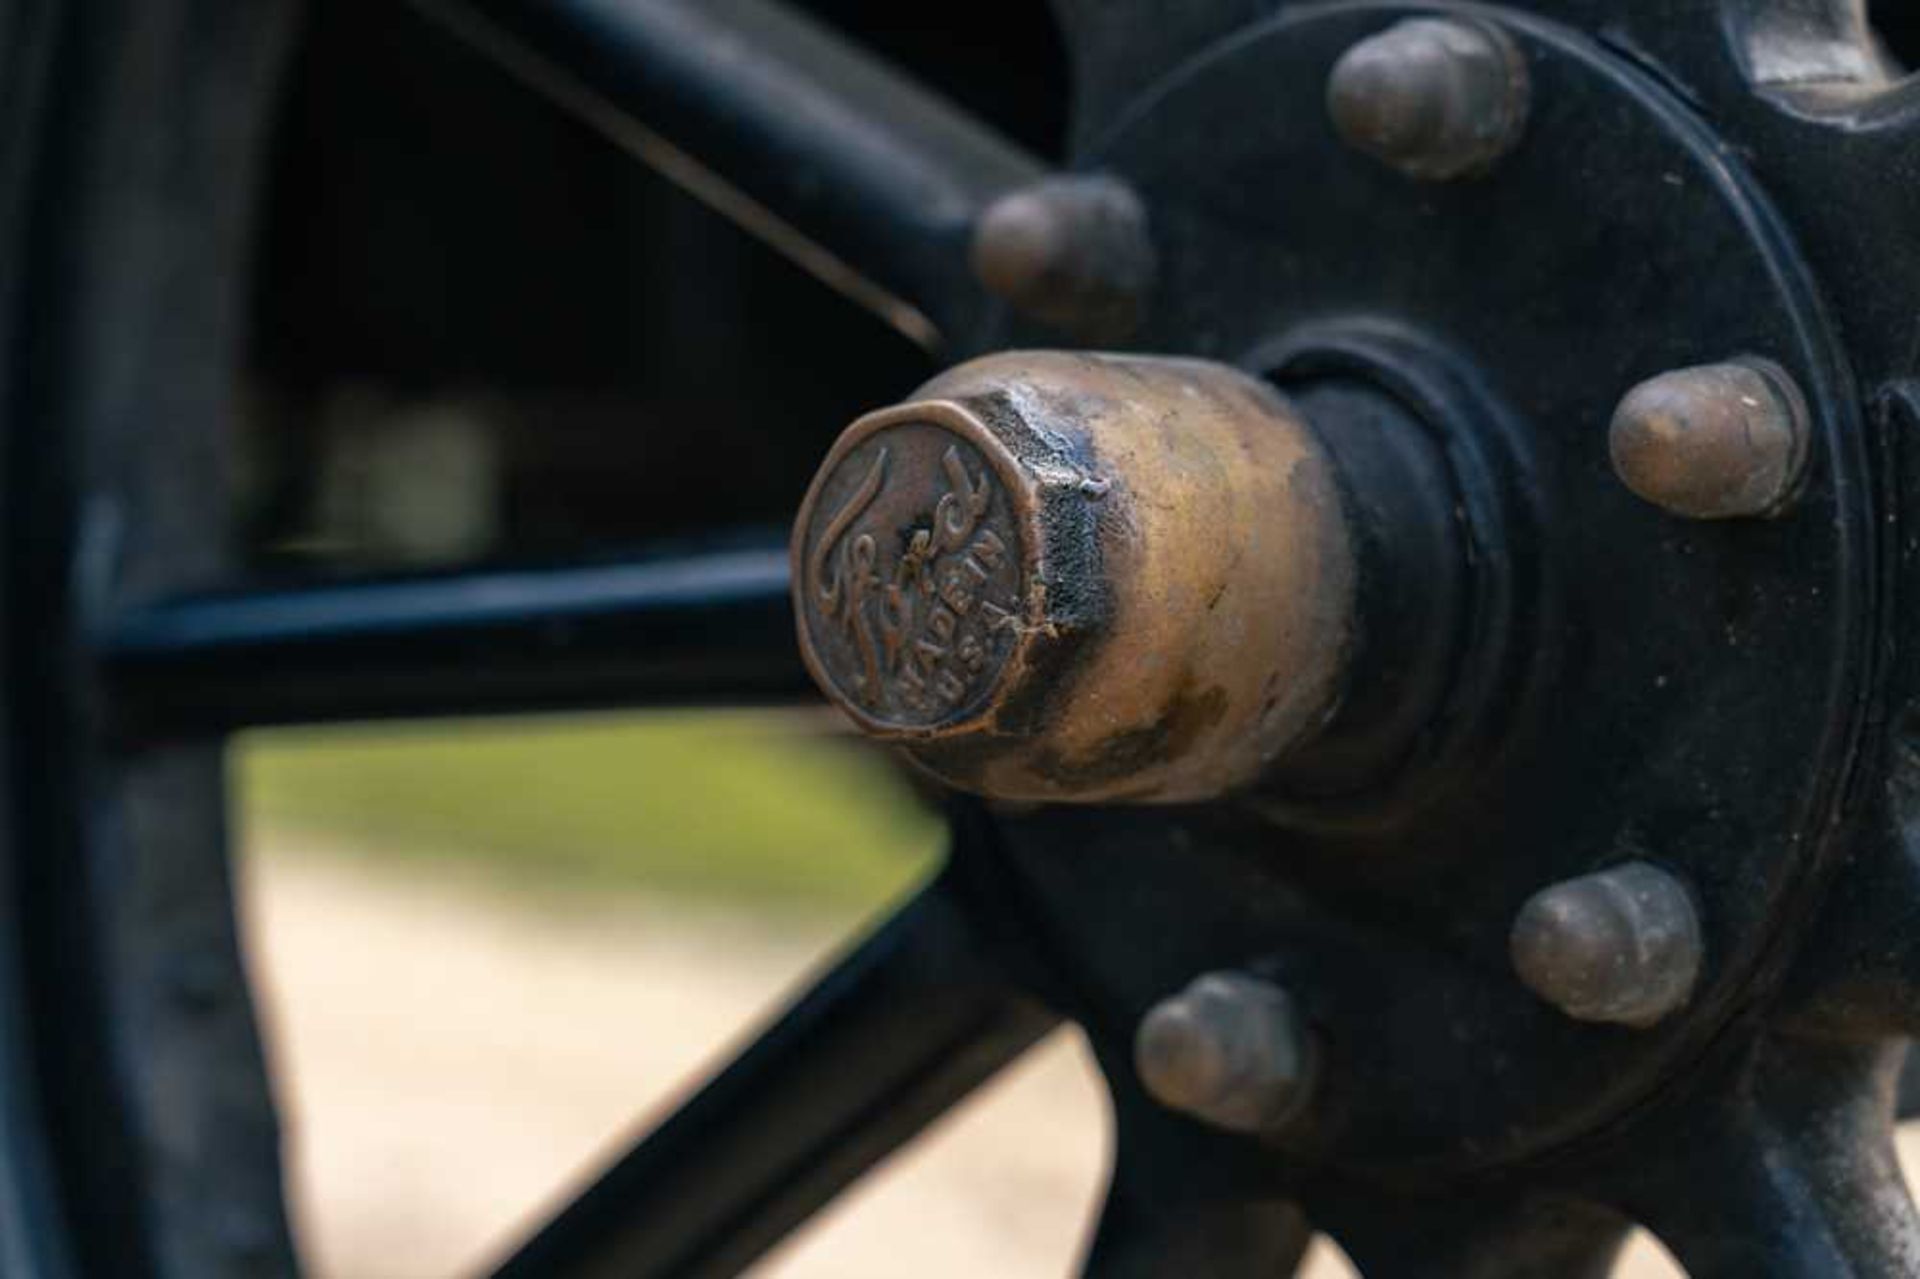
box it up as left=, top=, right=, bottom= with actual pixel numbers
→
left=4, top=1, right=301, bottom=1274
left=413, top=0, right=1043, bottom=350
left=1079, top=1185, right=1312, bottom=1279
left=101, top=540, right=809, bottom=735
left=0, top=7, right=113, bottom=1278
left=1306, top=1195, right=1627, bottom=1278
left=1079, top=1082, right=1315, bottom=1278
left=491, top=836, right=1055, bottom=1279
left=1002, top=2, right=1870, bottom=1177
left=1592, top=1037, right=1919, bottom=1277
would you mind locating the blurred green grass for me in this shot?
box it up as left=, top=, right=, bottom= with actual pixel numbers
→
left=234, top=711, right=942, bottom=911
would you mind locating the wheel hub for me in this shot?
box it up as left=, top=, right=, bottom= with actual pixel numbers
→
left=792, top=1, right=1878, bottom=1182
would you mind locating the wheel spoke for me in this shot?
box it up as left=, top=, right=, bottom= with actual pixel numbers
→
left=412, top=0, right=1044, bottom=349
left=98, top=536, right=806, bottom=735
left=1313, top=1195, right=1626, bottom=1278
left=1611, top=1037, right=1920, bottom=1278
left=1773, top=800, right=1920, bottom=1041
left=1041, top=904, right=1319, bottom=1276
left=1080, top=1189, right=1311, bottom=1279
left=1900, top=1043, right=1920, bottom=1118
left=1076, top=1065, right=1313, bottom=1279
left=492, top=836, right=1056, bottom=1278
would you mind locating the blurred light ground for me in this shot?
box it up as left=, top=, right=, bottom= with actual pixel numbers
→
left=236, top=711, right=941, bottom=911
left=236, top=714, right=1731, bottom=1275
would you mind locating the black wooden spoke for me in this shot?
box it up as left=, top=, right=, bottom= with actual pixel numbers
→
left=1078, top=1170, right=1312, bottom=1278
left=1312, top=1195, right=1627, bottom=1279
left=1079, top=1197, right=1311, bottom=1279
left=412, top=0, right=1044, bottom=350
left=1612, top=1038, right=1920, bottom=1279
left=98, top=536, right=807, bottom=736
left=491, top=854, right=1056, bottom=1279
left=1770, top=804, right=1920, bottom=1115
left=1076, top=1084, right=1314, bottom=1279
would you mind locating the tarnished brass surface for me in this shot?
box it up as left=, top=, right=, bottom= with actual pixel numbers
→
left=1608, top=358, right=1810, bottom=520
left=1326, top=17, right=1531, bottom=182
left=969, top=176, right=1154, bottom=341
left=791, top=351, right=1356, bottom=803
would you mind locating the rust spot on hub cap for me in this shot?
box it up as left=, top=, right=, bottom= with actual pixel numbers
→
left=792, top=351, right=1357, bottom=804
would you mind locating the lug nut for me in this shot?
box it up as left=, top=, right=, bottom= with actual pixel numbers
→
left=1326, top=17, right=1530, bottom=180
left=1134, top=972, right=1313, bottom=1133
left=970, top=175, right=1153, bottom=340
left=1510, top=862, right=1703, bottom=1028
left=1608, top=358, right=1810, bottom=519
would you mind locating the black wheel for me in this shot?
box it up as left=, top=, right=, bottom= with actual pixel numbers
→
left=0, top=5, right=297, bottom=1274
left=8, top=2, right=1920, bottom=1276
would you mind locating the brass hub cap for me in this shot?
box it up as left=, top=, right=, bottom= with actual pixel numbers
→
left=792, top=351, right=1358, bottom=803
left=794, top=412, right=1028, bottom=731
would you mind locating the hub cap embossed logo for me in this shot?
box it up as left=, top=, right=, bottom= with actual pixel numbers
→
left=798, top=423, right=1024, bottom=727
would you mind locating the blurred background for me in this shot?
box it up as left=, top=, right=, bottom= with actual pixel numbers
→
left=236, top=714, right=1701, bottom=1278
left=235, top=713, right=1102, bottom=1277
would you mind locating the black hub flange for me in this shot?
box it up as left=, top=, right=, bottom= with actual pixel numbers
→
left=990, top=0, right=1875, bottom=1177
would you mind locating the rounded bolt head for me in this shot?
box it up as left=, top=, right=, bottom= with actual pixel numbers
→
left=1326, top=18, right=1530, bottom=180
left=1510, top=861, right=1703, bottom=1028
left=970, top=176, right=1153, bottom=341
left=1133, top=972, right=1313, bottom=1133
left=1608, top=358, right=1810, bottom=519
